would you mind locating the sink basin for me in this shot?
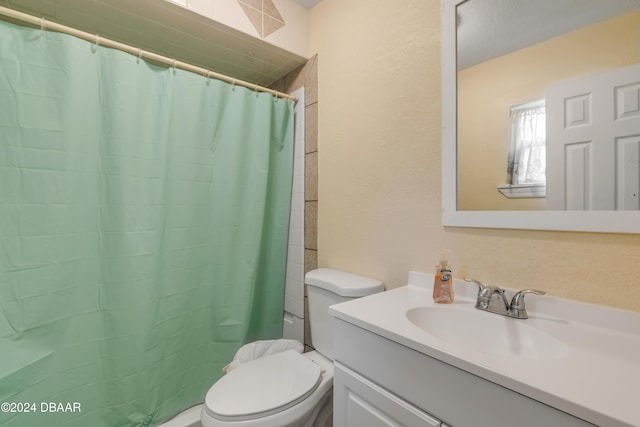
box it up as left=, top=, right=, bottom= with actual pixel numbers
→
left=406, top=306, right=567, bottom=359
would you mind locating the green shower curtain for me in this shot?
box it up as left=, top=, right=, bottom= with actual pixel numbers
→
left=0, top=19, right=294, bottom=427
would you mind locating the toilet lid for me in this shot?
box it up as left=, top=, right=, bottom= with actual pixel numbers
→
left=205, top=350, right=323, bottom=421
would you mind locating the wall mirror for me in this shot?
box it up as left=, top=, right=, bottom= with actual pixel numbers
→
left=442, top=0, right=640, bottom=233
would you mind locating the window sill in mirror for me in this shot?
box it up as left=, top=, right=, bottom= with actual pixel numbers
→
left=497, top=183, right=546, bottom=199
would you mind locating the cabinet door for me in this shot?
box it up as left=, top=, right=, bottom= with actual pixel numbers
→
left=334, top=363, right=442, bottom=427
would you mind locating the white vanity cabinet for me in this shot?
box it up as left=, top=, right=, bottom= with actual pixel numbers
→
left=332, top=317, right=594, bottom=427
left=334, top=362, right=442, bottom=427
left=330, top=272, right=640, bottom=427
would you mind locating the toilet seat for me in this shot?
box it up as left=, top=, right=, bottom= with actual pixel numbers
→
left=204, top=350, right=323, bottom=422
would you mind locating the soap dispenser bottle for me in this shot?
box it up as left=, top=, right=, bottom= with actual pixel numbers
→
left=433, top=258, right=454, bottom=304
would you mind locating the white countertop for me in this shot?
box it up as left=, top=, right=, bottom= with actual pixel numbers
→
left=329, top=271, right=640, bottom=427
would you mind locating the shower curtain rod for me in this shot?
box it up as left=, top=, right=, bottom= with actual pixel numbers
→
left=0, top=5, right=296, bottom=102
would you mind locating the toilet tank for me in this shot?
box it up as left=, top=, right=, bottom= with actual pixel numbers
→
left=305, top=268, right=384, bottom=360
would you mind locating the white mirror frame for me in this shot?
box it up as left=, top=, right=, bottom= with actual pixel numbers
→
left=441, top=0, right=640, bottom=234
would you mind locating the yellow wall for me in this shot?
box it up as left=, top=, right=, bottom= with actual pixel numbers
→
left=309, top=0, right=640, bottom=312
left=458, top=11, right=640, bottom=210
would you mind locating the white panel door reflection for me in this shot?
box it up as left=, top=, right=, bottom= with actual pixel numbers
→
left=546, top=63, right=640, bottom=210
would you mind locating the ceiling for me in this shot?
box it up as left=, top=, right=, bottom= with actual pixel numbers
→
left=457, top=0, right=640, bottom=69
left=0, top=0, right=308, bottom=86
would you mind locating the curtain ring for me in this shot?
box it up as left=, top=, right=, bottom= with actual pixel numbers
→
left=254, top=83, right=259, bottom=98
left=91, top=34, right=100, bottom=53
left=137, top=48, right=142, bottom=64
left=40, top=17, right=46, bottom=37
left=231, top=79, right=236, bottom=91
left=172, top=59, right=177, bottom=74
left=205, top=70, right=211, bottom=85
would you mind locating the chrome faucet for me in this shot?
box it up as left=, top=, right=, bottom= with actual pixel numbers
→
left=464, top=278, right=545, bottom=319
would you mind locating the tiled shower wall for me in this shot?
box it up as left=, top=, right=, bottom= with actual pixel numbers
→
left=272, top=55, right=318, bottom=350
left=283, top=87, right=305, bottom=343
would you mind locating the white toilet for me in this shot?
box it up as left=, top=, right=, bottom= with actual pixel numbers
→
left=200, top=268, right=384, bottom=427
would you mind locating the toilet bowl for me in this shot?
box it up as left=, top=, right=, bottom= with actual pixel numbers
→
left=201, top=269, right=383, bottom=427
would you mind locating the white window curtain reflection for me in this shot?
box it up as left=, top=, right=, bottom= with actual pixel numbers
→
left=507, top=101, right=546, bottom=185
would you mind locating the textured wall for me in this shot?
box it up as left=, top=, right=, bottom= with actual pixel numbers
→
left=309, top=0, right=640, bottom=312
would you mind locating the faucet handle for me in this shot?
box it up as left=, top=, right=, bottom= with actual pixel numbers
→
left=465, top=278, right=508, bottom=311
left=464, top=278, right=490, bottom=302
left=464, top=278, right=488, bottom=290
left=464, top=278, right=503, bottom=297
left=510, top=289, right=545, bottom=308
left=509, top=289, right=545, bottom=319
